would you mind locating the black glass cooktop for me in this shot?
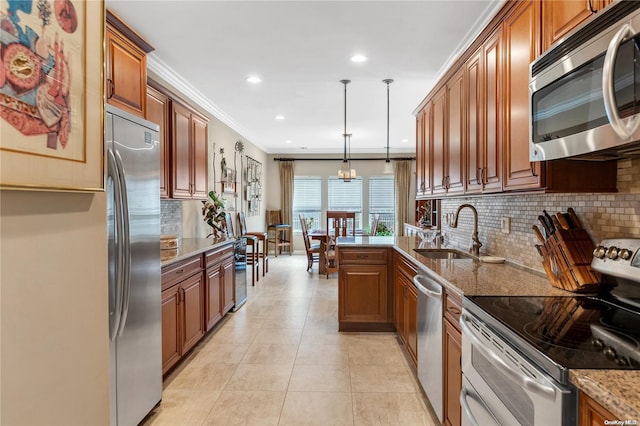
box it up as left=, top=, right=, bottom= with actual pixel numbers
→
left=466, top=295, right=640, bottom=373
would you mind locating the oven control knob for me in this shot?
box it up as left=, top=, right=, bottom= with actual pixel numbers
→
left=593, top=246, right=607, bottom=259
left=606, top=247, right=619, bottom=260
left=603, top=346, right=617, bottom=360
left=616, top=357, right=628, bottom=366
left=592, top=338, right=604, bottom=348
left=619, top=248, right=632, bottom=261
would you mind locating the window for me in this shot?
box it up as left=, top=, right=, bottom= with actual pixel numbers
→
left=369, top=176, right=395, bottom=233
left=293, top=176, right=322, bottom=232
left=328, top=177, right=362, bottom=228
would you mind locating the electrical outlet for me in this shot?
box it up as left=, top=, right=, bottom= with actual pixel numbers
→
left=501, top=217, right=511, bottom=234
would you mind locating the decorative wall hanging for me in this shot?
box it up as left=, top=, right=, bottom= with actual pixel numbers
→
left=245, top=156, right=262, bottom=216
left=0, top=0, right=104, bottom=191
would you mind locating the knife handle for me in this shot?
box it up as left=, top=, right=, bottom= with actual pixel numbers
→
left=543, top=210, right=556, bottom=233
left=551, top=215, right=562, bottom=232
left=532, top=225, right=545, bottom=243
left=567, top=208, right=582, bottom=229
left=538, top=215, right=552, bottom=236
left=556, top=213, right=570, bottom=230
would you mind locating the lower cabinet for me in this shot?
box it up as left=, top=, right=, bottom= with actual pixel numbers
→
left=394, top=251, right=418, bottom=366
left=443, top=291, right=463, bottom=426
left=161, top=241, right=235, bottom=375
left=338, top=247, right=392, bottom=331
left=579, top=391, right=615, bottom=426
left=161, top=271, right=204, bottom=374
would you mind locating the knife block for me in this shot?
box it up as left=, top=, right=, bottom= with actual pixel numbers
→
left=540, top=227, right=601, bottom=293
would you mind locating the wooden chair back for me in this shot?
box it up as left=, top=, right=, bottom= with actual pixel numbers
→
left=266, top=209, right=284, bottom=226
left=299, top=214, right=311, bottom=251
left=326, top=211, right=355, bottom=244
left=238, top=212, right=249, bottom=235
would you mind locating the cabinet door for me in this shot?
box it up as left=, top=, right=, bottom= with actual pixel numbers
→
left=191, top=114, right=209, bottom=200
left=105, top=27, right=146, bottom=117
left=579, top=391, right=615, bottom=426
left=415, top=110, right=426, bottom=197
left=339, top=265, right=388, bottom=323
left=395, top=277, right=407, bottom=343
left=221, top=256, right=235, bottom=315
left=161, top=285, right=181, bottom=374
left=482, top=29, right=503, bottom=193
left=446, top=68, right=465, bottom=195
left=146, top=86, right=170, bottom=198
left=542, top=0, right=594, bottom=51
left=205, top=266, right=223, bottom=331
left=181, top=273, right=205, bottom=354
left=465, top=48, right=483, bottom=194
left=443, top=318, right=462, bottom=426
left=432, top=87, right=447, bottom=195
left=171, top=103, right=192, bottom=199
left=406, top=283, right=418, bottom=366
left=503, top=0, right=543, bottom=191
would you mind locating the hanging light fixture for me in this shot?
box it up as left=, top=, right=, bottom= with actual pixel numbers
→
left=338, top=79, right=356, bottom=182
left=383, top=78, right=394, bottom=174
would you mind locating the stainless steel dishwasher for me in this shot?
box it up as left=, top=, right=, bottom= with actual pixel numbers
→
left=413, top=274, right=443, bottom=423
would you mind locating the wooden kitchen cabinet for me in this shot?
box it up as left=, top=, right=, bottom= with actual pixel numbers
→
left=503, top=0, right=543, bottom=191
left=415, top=106, right=431, bottom=198
left=393, top=251, right=419, bottom=366
left=204, top=243, right=235, bottom=331
left=180, top=272, right=205, bottom=355
left=542, top=0, right=612, bottom=52
left=171, top=102, right=209, bottom=200
left=465, top=29, right=503, bottom=194
left=105, top=10, right=153, bottom=118
left=579, top=391, right=615, bottom=426
left=161, top=284, right=181, bottom=375
left=146, top=85, right=170, bottom=198
left=338, top=247, right=392, bottom=332
left=443, top=292, right=462, bottom=426
left=431, top=87, right=447, bottom=195
left=445, top=68, right=465, bottom=195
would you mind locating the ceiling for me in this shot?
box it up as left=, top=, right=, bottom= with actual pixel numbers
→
left=106, top=1, right=501, bottom=155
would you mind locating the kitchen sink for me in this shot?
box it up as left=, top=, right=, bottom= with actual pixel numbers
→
left=413, top=249, right=473, bottom=260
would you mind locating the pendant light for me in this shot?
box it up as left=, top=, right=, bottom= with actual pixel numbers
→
left=338, top=79, right=356, bottom=182
left=382, top=78, right=394, bottom=174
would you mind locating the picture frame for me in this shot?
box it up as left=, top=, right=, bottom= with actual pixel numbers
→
left=221, top=167, right=236, bottom=193
left=0, top=0, right=105, bottom=192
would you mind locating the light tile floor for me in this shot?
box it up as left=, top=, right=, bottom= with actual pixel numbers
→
left=144, top=254, right=438, bottom=426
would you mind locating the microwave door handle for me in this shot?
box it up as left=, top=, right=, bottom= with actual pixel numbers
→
left=602, top=23, right=640, bottom=139
left=459, top=314, right=556, bottom=399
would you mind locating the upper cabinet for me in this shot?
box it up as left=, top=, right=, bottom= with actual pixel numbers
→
left=542, top=0, right=613, bottom=52
left=171, top=102, right=208, bottom=200
left=105, top=10, right=154, bottom=118
left=414, top=0, right=617, bottom=199
left=146, top=85, right=171, bottom=198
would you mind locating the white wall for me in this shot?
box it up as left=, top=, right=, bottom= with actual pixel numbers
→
left=0, top=191, right=110, bottom=425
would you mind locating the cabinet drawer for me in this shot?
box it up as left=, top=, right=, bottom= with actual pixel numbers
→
left=205, top=243, right=234, bottom=268
left=444, top=291, right=462, bottom=329
left=162, top=255, right=203, bottom=290
left=395, top=251, right=418, bottom=279
left=339, top=248, right=388, bottom=264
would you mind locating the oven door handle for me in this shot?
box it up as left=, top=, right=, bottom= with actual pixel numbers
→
left=603, top=23, right=640, bottom=139
left=460, top=314, right=556, bottom=399
left=460, top=386, right=499, bottom=426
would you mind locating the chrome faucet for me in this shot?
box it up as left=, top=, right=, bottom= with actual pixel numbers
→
left=450, top=204, right=482, bottom=256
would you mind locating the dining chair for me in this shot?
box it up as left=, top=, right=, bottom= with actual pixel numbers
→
left=320, top=239, right=338, bottom=278
left=266, top=209, right=292, bottom=257
left=370, top=214, right=380, bottom=236
left=326, top=211, right=356, bottom=245
left=225, top=213, right=259, bottom=286
left=299, top=213, right=320, bottom=272
left=237, top=212, right=268, bottom=276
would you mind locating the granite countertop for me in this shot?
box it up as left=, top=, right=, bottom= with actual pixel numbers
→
left=338, top=235, right=640, bottom=419
left=161, top=237, right=235, bottom=267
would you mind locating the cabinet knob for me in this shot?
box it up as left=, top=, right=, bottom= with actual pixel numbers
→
left=107, top=79, right=115, bottom=99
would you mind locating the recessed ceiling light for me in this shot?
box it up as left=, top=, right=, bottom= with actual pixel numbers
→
left=246, top=75, right=262, bottom=84
left=275, top=115, right=285, bottom=120
left=285, top=140, right=292, bottom=144
left=401, top=139, right=409, bottom=143
left=350, top=54, right=367, bottom=63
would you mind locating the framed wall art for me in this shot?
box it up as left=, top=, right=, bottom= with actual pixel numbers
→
left=0, top=0, right=105, bottom=192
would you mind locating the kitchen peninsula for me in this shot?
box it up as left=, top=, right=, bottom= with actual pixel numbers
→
left=336, top=235, right=640, bottom=423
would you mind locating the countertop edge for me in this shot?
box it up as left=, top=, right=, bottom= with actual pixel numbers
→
left=161, top=238, right=235, bottom=267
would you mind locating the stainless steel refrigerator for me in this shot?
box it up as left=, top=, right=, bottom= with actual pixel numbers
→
left=107, top=104, right=162, bottom=426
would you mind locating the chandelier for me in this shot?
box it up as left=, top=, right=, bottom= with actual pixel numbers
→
left=338, top=79, right=356, bottom=182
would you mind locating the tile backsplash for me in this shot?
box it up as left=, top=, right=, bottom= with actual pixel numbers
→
left=160, top=199, right=182, bottom=238
left=440, top=158, right=640, bottom=272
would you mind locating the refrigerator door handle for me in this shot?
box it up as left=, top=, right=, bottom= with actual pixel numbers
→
left=108, top=148, right=124, bottom=342
left=114, top=149, right=132, bottom=338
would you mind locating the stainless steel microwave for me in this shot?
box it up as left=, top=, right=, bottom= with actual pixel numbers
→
left=530, top=1, right=640, bottom=161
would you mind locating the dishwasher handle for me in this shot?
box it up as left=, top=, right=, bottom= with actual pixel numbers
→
left=413, top=275, right=442, bottom=299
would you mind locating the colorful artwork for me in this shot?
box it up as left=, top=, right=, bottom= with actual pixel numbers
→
left=1, top=0, right=84, bottom=161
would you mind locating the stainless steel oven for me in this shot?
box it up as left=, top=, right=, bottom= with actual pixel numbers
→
left=460, top=306, right=576, bottom=426
left=529, top=1, right=640, bottom=161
